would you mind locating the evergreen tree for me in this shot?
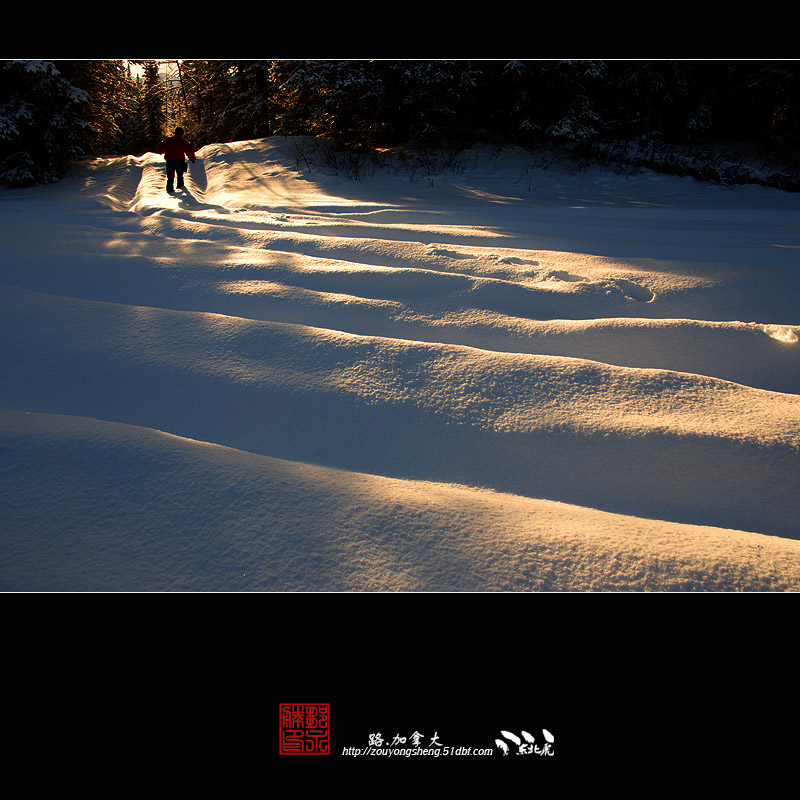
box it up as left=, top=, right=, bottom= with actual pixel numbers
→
left=268, top=60, right=340, bottom=140
left=743, top=61, right=800, bottom=150
left=602, top=61, right=700, bottom=142
left=476, top=60, right=539, bottom=145
left=138, top=60, right=166, bottom=146
left=179, top=60, right=235, bottom=145
left=0, top=60, right=90, bottom=186
left=522, top=61, right=605, bottom=145
left=223, top=61, right=274, bottom=141
left=2, top=58, right=797, bottom=187
left=389, top=60, right=471, bottom=145
left=115, top=63, right=148, bottom=154
left=57, top=60, right=143, bottom=156
left=313, top=60, right=387, bottom=147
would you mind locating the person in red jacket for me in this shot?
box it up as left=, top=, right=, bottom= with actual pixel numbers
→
left=156, top=127, right=196, bottom=193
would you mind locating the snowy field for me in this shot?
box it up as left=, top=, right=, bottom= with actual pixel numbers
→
left=2, top=137, right=799, bottom=591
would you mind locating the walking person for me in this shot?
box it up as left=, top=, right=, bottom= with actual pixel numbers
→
left=156, top=127, right=196, bottom=193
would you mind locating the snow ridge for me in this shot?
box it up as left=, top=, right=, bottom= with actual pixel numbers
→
left=2, top=138, right=799, bottom=591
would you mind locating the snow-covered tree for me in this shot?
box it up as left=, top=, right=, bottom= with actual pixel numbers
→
left=390, top=60, right=470, bottom=145
left=57, top=60, right=146, bottom=155
left=222, top=61, right=274, bottom=142
left=267, top=60, right=389, bottom=147
left=490, top=60, right=605, bottom=147
left=2, top=59, right=796, bottom=186
left=0, top=60, right=90, bottom=186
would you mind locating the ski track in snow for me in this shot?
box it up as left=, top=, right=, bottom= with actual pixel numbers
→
left=2, top=138, right=800, bottom=591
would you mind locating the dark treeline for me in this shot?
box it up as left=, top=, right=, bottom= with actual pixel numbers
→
left=2, top=59, right=799, bottom=188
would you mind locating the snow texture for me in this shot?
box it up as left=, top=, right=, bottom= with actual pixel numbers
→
left=2, top=138, right=799, bottom=591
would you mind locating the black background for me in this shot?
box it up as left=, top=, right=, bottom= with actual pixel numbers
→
left=11, top=592, right=789, bottom=784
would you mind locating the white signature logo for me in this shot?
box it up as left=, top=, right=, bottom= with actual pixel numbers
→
left=495, top=729, right=554, bottom=756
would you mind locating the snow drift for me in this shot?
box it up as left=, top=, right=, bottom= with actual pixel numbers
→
left=2, top=138, right=799, bottom=591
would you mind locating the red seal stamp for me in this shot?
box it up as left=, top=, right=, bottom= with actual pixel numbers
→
left=279, top=703, right=330, bottom=755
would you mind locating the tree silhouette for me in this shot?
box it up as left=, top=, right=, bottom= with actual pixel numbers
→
left=3, top=59, right=799, bottom=188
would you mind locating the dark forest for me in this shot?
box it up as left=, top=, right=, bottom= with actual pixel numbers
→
left=2, top=59, right=799, bottom=189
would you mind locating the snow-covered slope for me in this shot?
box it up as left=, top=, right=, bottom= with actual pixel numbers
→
left=2, top=138, right=799, bottom=591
